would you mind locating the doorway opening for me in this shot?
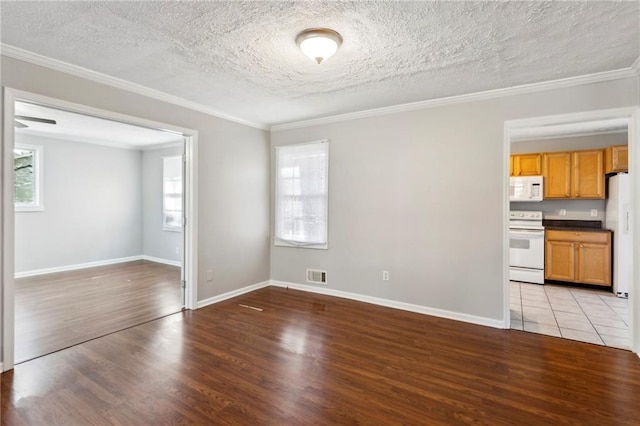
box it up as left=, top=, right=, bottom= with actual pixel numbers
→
left=503, top=108, right=639, bottom=355
left=2, top=88, right=199, bottom=371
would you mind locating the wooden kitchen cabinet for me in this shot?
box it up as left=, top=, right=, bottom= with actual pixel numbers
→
left=577, top=242, right=611, bottom=286
left=545, top=239, right=576, bottom=282
left=542, top=152, right=572, bottom=198
left=544, top=230, right=611, bottom=287
left=542, top=150, right=604, bottom=199
left=572, top=149, right=605, bottom=199
left=511, top=153, right=542, bottom=176
left=604, top=145, right=628, bottom=174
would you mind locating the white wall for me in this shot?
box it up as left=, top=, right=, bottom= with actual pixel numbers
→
left=15, top=133, right=142, bottom=273
left=142, top=145, right=183, bottom=263
left=270, top=77, right=639, bottom=323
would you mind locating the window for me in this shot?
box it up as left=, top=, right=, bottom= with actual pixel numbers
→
left=163, top=156, right=183, bottom=231
left=275, top=140, right=328, bottom=248
left=14, top=144, right=43, bottom=212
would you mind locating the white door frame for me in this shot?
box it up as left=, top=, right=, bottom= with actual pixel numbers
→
left=503, top=106, right=640, bottom=357
left=2, top=88, right=199, bottom=371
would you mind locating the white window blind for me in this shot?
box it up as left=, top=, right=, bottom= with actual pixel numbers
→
left=275, top=140, right=328, bottom=248
left=163, top=156, right=183, bottom=231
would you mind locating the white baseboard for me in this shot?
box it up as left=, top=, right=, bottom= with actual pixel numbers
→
left=142, top=255, right=181, bottom=267
left=197, top=280, right=271, bottom=309
left=270, top=280, right=505, bottom=329
left=14, top=255, right=144, bottom=278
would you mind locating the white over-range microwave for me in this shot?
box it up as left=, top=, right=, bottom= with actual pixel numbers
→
left=510, top=176, right=543, bottom=202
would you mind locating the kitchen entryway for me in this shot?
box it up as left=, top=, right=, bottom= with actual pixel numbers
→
left=505, top=107, right=638, bottom=354
left=510, top=281, right=629, bottom=349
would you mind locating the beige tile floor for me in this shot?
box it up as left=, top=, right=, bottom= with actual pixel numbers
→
left=510, top=281, right=630, bottom=350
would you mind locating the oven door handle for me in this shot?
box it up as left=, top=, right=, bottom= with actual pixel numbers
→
left=509, top=230, right=544, bottom=237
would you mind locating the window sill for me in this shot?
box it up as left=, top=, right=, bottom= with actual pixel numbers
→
left=16, top=205, right=44, bottom=212
left=163, top=226, right=182, bottom=232
left=275, top=239, right=328, bottom=250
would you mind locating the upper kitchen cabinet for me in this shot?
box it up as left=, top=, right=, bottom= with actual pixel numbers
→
left=511, top=153, right=542, bottom=176
left=572, top=149, right=605, bottom=199
left=542, top=152, right=572, bottom=198
left=542, top=149, right=604, bottom=199
left=604, top=145, right=628, bottom=174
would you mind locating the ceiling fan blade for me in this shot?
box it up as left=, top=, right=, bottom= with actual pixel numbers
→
left=15, top=115, right=57, bottom=125
left=14, top=120, right=28, bottom=129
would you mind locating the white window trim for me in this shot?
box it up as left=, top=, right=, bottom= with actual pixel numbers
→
left=14, top=143, right=44, bottom=212
left=162, top=155, right=183, bottom=232
left=274, top=139, right=329, bottom=250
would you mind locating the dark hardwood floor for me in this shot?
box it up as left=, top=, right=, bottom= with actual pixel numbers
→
left=14, top=260, right=182, bottom=363
left=3, top=286, right=640, bottom=425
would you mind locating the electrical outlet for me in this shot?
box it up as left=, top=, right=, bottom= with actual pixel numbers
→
left=206, top=270, right=213, bottom=282
left=559, top=209, right=567, bottom=216
left=382, top=271, right=390, bottom=281
left=590, top=209, right=598, bottom=217
left=175, top=247, right=180, bottom=255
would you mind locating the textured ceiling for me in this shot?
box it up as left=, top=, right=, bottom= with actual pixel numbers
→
left=1, top=1, right=638, bottom=127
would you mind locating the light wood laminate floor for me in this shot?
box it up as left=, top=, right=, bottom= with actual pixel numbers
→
left=15, top=260, right=182, bottom=363
left=3, top=286, right=640, bottom=425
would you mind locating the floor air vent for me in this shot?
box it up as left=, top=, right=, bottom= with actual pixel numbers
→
left=306, top=269, right=327, bottom=285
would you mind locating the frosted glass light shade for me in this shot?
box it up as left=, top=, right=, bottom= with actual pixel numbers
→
left=296, top=28, right=343, bottom=64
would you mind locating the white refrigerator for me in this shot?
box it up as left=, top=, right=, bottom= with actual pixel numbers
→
left=605, top=173, right=632, bottom=298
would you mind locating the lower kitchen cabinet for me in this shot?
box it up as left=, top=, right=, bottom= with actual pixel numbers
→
left=545, top=240, right=576, bottom=282
left=544, top=230, right=611, bottom=287
left=577, top=242, right=611, bottom=286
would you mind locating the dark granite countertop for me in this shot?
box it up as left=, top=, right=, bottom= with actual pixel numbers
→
left=544, top=226, right=612, bottom=233
left=542, top=219, right=611, bottom=233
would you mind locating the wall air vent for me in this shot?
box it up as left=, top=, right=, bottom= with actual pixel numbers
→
left=306, top=269, right=327, bottom=285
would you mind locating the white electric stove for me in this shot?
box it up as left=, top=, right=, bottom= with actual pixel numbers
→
left=509, top=211, right=544, bottom=284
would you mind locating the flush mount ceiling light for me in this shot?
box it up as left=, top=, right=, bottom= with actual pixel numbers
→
left=296, top=28, right=343, bottom=64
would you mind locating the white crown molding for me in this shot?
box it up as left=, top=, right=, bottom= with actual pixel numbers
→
left=272, top=66, right=639, bottom=132
left=4, top=44, right=637, bottom=134
left=0, top=44, right=269, bottom=131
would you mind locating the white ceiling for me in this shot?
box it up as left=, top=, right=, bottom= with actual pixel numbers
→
left=1, top=1, right=638, bottom=127
left=15, top=101, right=183, bottom=148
